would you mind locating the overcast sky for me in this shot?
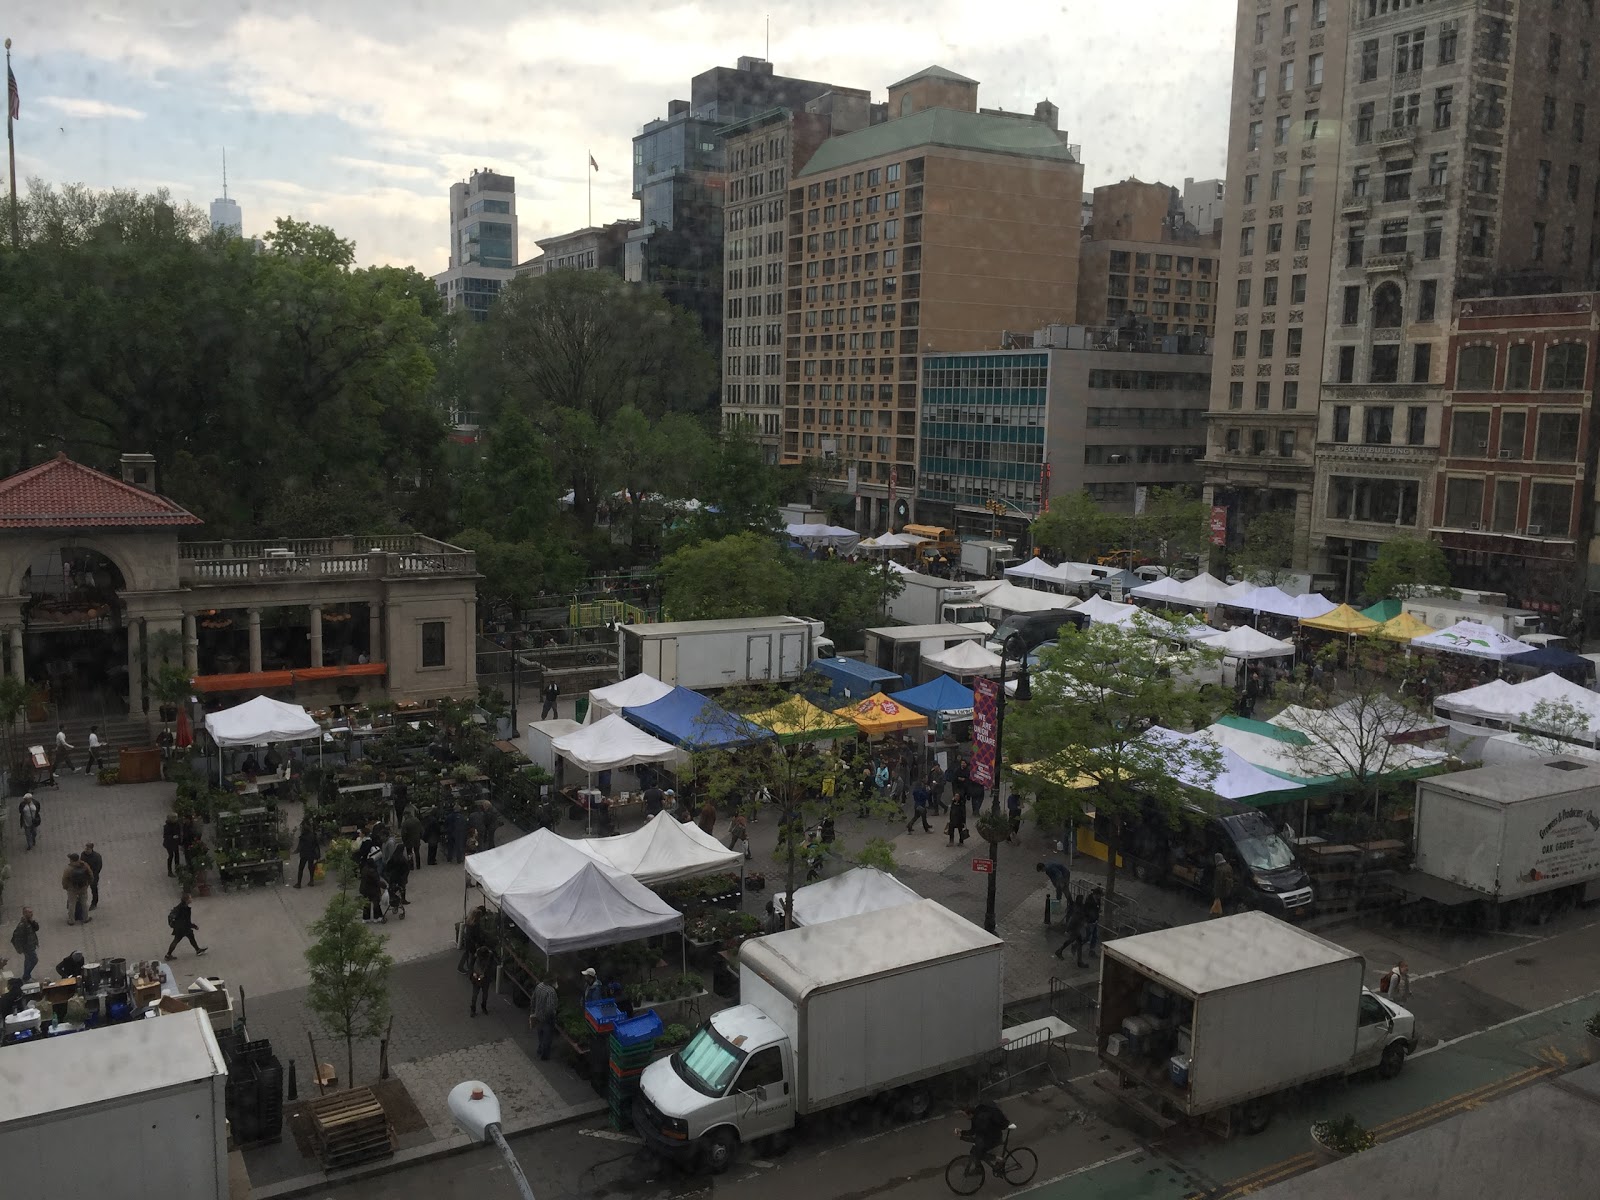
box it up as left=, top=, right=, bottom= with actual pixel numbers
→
left=8, top=1, right=1236, bottom=270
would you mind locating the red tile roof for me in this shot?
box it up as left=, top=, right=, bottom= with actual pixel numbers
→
left=0, top=454, right=203, bottom=528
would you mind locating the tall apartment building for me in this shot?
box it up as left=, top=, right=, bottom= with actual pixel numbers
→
left=1313, top=0, right=1600, bottom=591
left=720, top=89, right=877, bottom=463
left=1202, top=0, right=1350, bottom=563
left=1077, top=178, right=1222, bottom=344
left=433, top=169, right=518, bottom=320
left=783, top=67, right=1083, bottom=532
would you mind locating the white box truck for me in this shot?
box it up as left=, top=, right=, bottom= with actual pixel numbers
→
left=634, top=900, right=1003, bottom=1173
left=958, top=539, right=1018, bottom=579
left=0, top=1007, right=231, bottom=1198
left=1097, top=913, right=1415, bottom=1135
left=862, top=624, right=987, bottom=683
left=1402, top=595, right=1542, bottom=637
left=886, top=572, right=991, bottom=628
left=618, top=617, right=832, bottom=690
left=1405, top=758, right=1600, bottom=920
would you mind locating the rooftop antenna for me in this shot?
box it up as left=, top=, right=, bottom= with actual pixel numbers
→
left=222, top=147, right=228, bottom=199
left=766, top=15, right=769, bottom=59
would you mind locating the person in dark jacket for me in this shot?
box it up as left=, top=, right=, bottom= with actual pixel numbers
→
left=179, top=817, right=200, bottom=868
left=468, top=944, right=495, bottom=1016
left=1082, top=886, right=1103, bottom=954
left=946, top=793, right=969, bottom=845
left=401, top=805, right=424, bottom=869
left=359, top=859, right=386, bottom=923
left=294, top=819, right=321, bottom=888
left=445, top=805, right=468, bottom=863
left=467, top=803, right=487, bottom=851
left=423, top=807, right=442, bottom=865
left=540, top=680, right=560, bottom=720
left=9, top=908, right=40, bottom=983
left=162, top=813, right=182, bottom=877
left=164, top=894, right=206, bottom=959
left=1053, top=895, right=1088, bottom=967
left=1210, top=854, right=1236, bottom=917
left=457, top=906, right=485, bottom=973
left=907, top=780, right=932, bottom=833
left=81, top=842, right=104, bottom=909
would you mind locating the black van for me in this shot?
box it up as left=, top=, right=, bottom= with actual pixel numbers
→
left=985, top=609, right=1086, bottom=656
left=1100, top=798, right=1313, bottom=918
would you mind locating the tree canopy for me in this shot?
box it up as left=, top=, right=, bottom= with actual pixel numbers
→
left=1361, top=534, right=1452, bottom=603
left=1233, top=508, right=1299, bottom=585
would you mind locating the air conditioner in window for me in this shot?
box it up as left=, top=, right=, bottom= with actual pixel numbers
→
left=1467, top=521, right=1482, bottom=530
left=1498, top=449, right=1513, bottom=458
left=1474, top=441, right=1488, bottom=451
left=1526, top=524, right=1544, bottom=536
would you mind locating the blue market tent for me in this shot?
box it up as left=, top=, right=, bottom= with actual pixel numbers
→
left=890, top=673, right=975, bottom=717
left=808, top=656, right=906, bottom=699
left=622, top=686, right=774, bottom=751
left=1509, top=645, right=1594, bottom=678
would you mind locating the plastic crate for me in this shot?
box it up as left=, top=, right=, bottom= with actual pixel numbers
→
left=584, top=1000, right=623, bottom=1032
left=608, top=1059, right=647, bottom=1081
left=610, top=1011, right=663, bottom=1047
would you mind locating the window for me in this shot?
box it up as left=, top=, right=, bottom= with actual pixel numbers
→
left=1283, top=381, right=1299, bottom=410
left=1252, top=67, right=1268, bottom=99
left=1255, top=381, right=1271, bottom=410
left=1370, top=345, right=1400, bottom=383
left=1443, top=477, right=1486, bottom=527
left=1243, top=173, right=1258, bottom=204
left=1575, top=102, right=1587, bottom=142
left=1270, top=168, right=1286, bottom=200
left=1291, top=273, right=1307, bottom=303
left=1232, top=330, right=1248, bottom=358
left=1528, top=482, right=1573, bottom=534
left=1333, top=405, right=1351, bottom=442
left=1229, top=381, right=1244, bottom=409
left=1240, top=226, right=1256, bottom=256
left=1500, top=410, right=1527, bottom=457
left=1279, top=61, right=1295, bottom=93
left=1305, top=107, right=1321, bottom=141
left=1391, top=94, right=1419, bottom=129
left=1357, top=102, right=1375, bottom=144
left=1428, top=153, right=1448, bottom=188
left=1348, top=224, right=1365, bottom=266
left=1544, top=95, right=1558, bottom=134
left=1470, top=215, right=1489, bottom=256
left=1287, top=328, right=1303, bottom=357
left=1259, top=329, right=1275, bottom=357
left=1247, top=120, right=1262, bottom=151
left=1383, top=159, right=1413, bottom=201
left=1562, top=225, right=1575, bottom=265
left=1295, top=219, right=1312, bottom=251
left=1535, top=410, right=1583, bottom=461
left=1584, top=40, right=1593, bottom=81
left=1423, top=217, right=1443, bottom=260
left=1478, top=84, right=1506, bottom=129
left=1412, top=343, right=1432, bottom=383
left=1225, top=428, right=1241, bottom=453
left=1312, top=0, right=1327, bottom=28
left=1361, top=39, right=1379, bottom=82
left=1254, top=12, right=1269, bottom=43
left=421, top=621, right=447, bottom=669
left=1338, top=346, right=1356, bottom=383
left=1396, top=29, right=1425, bottom=74
left=1343, top=285, right=1361, bottom=324
left=1456, top=345, right=1496, bottom=389
left=1330, top=476, right=1420, bottom=525
left=1267, top=223, right=1283, bottom=252
left=1434, top=86, right=1453, bottom=129
left=738, top=1046, right=787, bottom=1092
left=1492, top=479, right=1521, bottom=533
left=1309, top=53, right=1324, bottom=87
left=1506, top=344, right=1533, bottom=390
left=1545, top=342, right=1588, bottom=389
left=1533, top=221, right=1547, bottom=262
left=1251, top=429, right=1269, bottom=456
left=1537, top=160, right=1552, bottom=201
left=1281, top=3, right=1298, bottom=34
left=1274, top=114, right=1292, bottom=145
left=1418, top=279, right=1438, bottom=321
left=1236, top=279, right=1252, bottom=307
left=1485, top=18, right=1511, bottom=63
left=1351, top=166, right=1370, bottom=197
left=1297, top=165, right=1315, bottom=197
left=1379, top=219, right=1409, bottom=254
left=1275, top=429, right=1296, bottom=459
left=1470, top=149, right=1495, bottom=192
left=1407, top=406, right=1428, bottom=445
left=1439, top=26, right=1458, bottom=65
left=1569, top=164, right=1582, bottom=201
left=1263, top=276, right=1280, bottom=305
left=1550, top=32, right=1563, bottom=75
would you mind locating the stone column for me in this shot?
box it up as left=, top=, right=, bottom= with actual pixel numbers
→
left=248, top=608, right=263, bottom=674
left=183, top=613, right=199, bottom=674
left=7, top=626, right=23, bottom=681
left=368, top=602, right=383, bottom=663
left=126, top=618, right=145, bottom=715
left=309, top=605, right=324, bottom=668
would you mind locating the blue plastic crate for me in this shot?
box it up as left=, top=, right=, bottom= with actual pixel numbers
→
left=610, top=1010, right=663, bottom=1048
left=584, top=1000, right=624, bottom=1031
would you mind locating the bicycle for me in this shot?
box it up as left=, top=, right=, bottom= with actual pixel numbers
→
left=945, top=1123, right=1038, bottom=1194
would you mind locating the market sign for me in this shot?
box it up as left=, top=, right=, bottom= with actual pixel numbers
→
left=971, top=676, right=999, bottom=787
left=971, top=858, right=995, bottom=874
left=1209, top=505, right=1228, bottom=547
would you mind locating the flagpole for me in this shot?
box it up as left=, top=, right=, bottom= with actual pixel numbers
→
left=5, top=38, right=17, bottom=248
left=587, top=150, right=592, bottom=228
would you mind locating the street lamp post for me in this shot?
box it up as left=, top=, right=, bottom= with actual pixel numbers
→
left=448, top=1080, right=536, bottom=1200
left=983, top=632, right=1031, bottom=934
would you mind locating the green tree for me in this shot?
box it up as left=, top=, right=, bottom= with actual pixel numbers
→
left=659, top=533, right=793, bottom=620
left=1516, top=698, right=1594, bottom=756
left=1360, top=534, right=1452, bottom=604
left=1133, top=488, right=1208, bottom=568
left=1233, top=509, right=1299, bottom=585
left=304, top=887, right=394, bottom=1089
left=1031, top=491, right=1122, bottom=563
left=788, top=556, right=898, bottom=652
left=1006, top=620, right=1224, bottom=896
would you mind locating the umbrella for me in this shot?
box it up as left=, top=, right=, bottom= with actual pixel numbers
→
left=176, top=707, right=194, bottom=749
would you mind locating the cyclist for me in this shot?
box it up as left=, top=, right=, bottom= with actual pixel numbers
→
left=959, top=1100, right=1011, bottom=1171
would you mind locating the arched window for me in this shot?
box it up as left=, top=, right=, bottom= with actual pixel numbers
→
left=900, top=94, right=914, bottom=118
left=1373, top=282, right=1403, bottom=328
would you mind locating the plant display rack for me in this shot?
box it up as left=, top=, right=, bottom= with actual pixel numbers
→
left=215, top=806, right=286, bottom=886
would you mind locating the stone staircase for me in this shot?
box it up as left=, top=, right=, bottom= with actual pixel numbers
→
left=24, top=713, right=154, bottom=757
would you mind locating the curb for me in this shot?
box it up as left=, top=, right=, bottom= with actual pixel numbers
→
left=249, top=1098, right=609, bottom=1199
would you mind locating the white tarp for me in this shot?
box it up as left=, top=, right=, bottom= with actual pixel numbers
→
left=1237, top=585, right=1299, bottom=616
left=1284, top=592, right=1337, bottom=619
left=858, top=531, right=928, bottom=549
left=586, top=673, right=674, bottom=723
left=786, top=523, right=861, bottom=551
left=1129, top=575, right=1192, bottom=605
left=1271, top=701, right=1449, bottom=775
left=1220, top=579, right=1261, bottom=604
left=1201, top=624, right=1297, bottom=660
left=1439, top=673, right=1600, bottom=735
left=922, top=639, right=1005, bottom=676
left=1202, top=722, right=1319, bottom=780
left=770, top=866, right=921, bottom=927
left=466, top=827, right=605, bottom=902
left=1412, top=620, right=1537, bottom=660
left=983, top=581, right=1079, bottom=615
left=500, top=860, right=682, bottom=956
left=1075, top=595, right=1141, bottom=625
left=1005, top=557, right=1065, bottom=583
left=552, top=713, right=683, bottom=773
left=1173, top=572, right=1236, bottom=607
left=1435, top=678, right=1526, bottom=721
left=204, top=696, right=322, bottom=747
left=1142, top=726, right=1303, bottom=800
left=577, top=811, right=744, bottom=886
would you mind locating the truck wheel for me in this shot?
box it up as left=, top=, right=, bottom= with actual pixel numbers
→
left=897, top=1085, right=932, bottom=1121
left=1379, top=1042, right=1408, bottom=1080
left=702, top=1128, right=738, bottom=1175
left=1239, top=1098, right=1273, bottom=1135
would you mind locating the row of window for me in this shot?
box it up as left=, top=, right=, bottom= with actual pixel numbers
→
left=1245, top=111, right=1320, bottom=152
left=799, top=300, right=902, bottom=328
left=1441, top=477, right=1573, bottom=536
left=1239, top=219, right=1313, bottom=256
left=1087, top=407, right=1207, bottom=429
left=728, top=134, right=787, bottom=174
left=803, top=408, right=898, bottom=429
left=1250, top=52, right=1326, bottom=100
left=1449, top=409, right=1582, bottom=461
left=1356, top=23, right=1459, bottom=83
left=1242, top=165, right=1317, bottom=205
left=799, top=356, right=906, bottom=377
left=728, top=167, right=785, bottom=203
left=1221, top=427, right=1300, bottom=459
left=1088, top=370, right=1210, bottom=391
left=797, top=331, right=898, bottom=352
left=1105, top=251, right=1216, bottom=276
left=721, top=383, right=783, bottom=405
left=804, top=163, right=902, bottom=202
left=1231, top=327, right=1308, bottom=359
left=1099, top=307, right=1210, bottom=338
left=1236, top=273, right=1310, bottom=308
left=725, top=324, right=784, bottom=348
left=1252, top=1, right=1328, bottom=44
left=725, top=293, right=783, bottom=319
left=1333, top=342, right=1435, bottom=385
left=1228, top=380, right=1303, bottom=410
left=726, top=199, right=787, bottom=232
left=726, top=232, right=785, bottom=262
left=1083, top=445, right=1205, bottom=465
left=729, top=263, right=786, bottom=289
left=802, top=271, right=898, bottom=304
left=1105, top=275, right=1211, bottom=298
left=1458, top=342, right=1588, bottom=391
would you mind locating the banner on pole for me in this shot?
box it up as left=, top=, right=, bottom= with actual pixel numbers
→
left=971, top=676, right=999, bottom=787
left=1209, top=505, right=1228, bottom=547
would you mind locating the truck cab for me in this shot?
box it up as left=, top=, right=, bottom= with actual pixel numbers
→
left=635, top=1006, right=795, bottom=1173
left=1355, top=988, right=1417, bottom=1077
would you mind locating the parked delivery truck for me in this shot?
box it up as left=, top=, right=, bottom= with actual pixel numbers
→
left=886, top=572, right=991, bottom=628
left=635, top=900, right=1003, bottom=1173
left=618, top=617, right=833, bottom=690
left=1097, top=913, right=1416, bottom=1135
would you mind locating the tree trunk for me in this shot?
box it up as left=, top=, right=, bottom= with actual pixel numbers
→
left=1103, top=815, right=1121, bottom=899
left=346, top=1033, right=355, bottom=1091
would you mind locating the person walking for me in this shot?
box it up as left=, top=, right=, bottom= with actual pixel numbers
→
left=907, top=779, right=932, bottom=833
left=359, top=857, right=387, bottom=923
left=401, top=805, right=424, bottom=870
left=458, top=907, right=485, bottom=973
left=1209, top=854, right=1236, bottom=917
left=946, top=792, right=969, bottom=845
left=18, top=792, right=40, bottom=852
left=697, top=800, right=717, bottom=837
left=85, top=726, right=105, bottom=773
left=157, top=727, right=175, bottom=780
left=1037, top=860, right=1070, bottom=925
left=531, top=977, right=559, bottom=1058
left=81, top=842, right=103, bottom=910
left=62, top=853, right=93, bottom=925
left=162, top=813, right=182, bottom=876
left=53, top=727, right=76, bottom=775
left=1006, top=790, right=1023, bottom=841
left=164, top=893, right=206, bottom=959
left=423, top=806, right=442, bottom=866
left=927, top=767, right=947, bottom=816
left=445, top=804, right=468, bottom=863
left=726, top=812, right=751, bottom=860
left=468, top=944, right=495, bottom=1017
left=540, top=679, right=560, bottom=720
left=1082, top=886, right=1103, bottom=955
left=1053, top=895, right=1089, bottom=967
left=9, top=907, right=39, bottom=983
left=294, top=819, right=321, bottom=888
left=1380, top=959, right=1412, bottom=1001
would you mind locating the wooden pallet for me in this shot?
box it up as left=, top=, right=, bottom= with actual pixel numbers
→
left=308, top=1086, right=394, bottom=1170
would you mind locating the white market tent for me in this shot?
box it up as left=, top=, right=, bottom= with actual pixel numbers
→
left=1434, top=678, right=1525, bottom=722
left=786, top=523, right=861, bottom=552
left=1270, top=701, right=1449, bottom=775
left=1076, top=594, right=1141, bottom=625
left=551, top=713, right=683, bottom=773
left=1172, top=572, right=1237, bottom=607
left=586, top=672, right=674, bottom=723
left=1199, top=624, right=1297, bottom=660
left=1005, top=557, right=1067, bottom=583
left=1142, top=726, right=1303, bottom=801
left=1437, top=672, right=1600, bottom=736
left=967, top=578, right=1008, bottom=598
left=858, top=531, right=928, bottom=550
left=922, top=639, right=1005, bottom=676
left=983, top=581, right=1079, bottom=615
left=500, top=861, right=683, bottom=957
left=1202, top=721, right=1319, bottom=780
left=1129, top=575, right=1192, bottom=605
left=205, top=696, right=322, bottom=746
left=525, top=718, right=583, bottom=774
left=1284, top=592, right=1337, bottom=619
left=1412, top=620, right=1538, bottom=661
left=770, top=866, right=921, bottom=927
left=577, top=811, right=744, bottom=886
left=467, top=826, right=603, bottom=903
left=1220, top=579, right=1261, bottom=604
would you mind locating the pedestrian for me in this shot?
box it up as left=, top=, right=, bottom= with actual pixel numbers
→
left=157, top=727, right=175, bottom=780
left=1053, top=896, right=1089, bottom=967
left=164, top=893, right=206, bottom=959
left=401, top=805, right=424, bottom=870
left=446, top=804, right=468, bottom=863
left=644, top=784, right=665, bottom=819
left=907, top=780, right=932, bottom=833
left=726, top=812, right=751, bottom=859
left=1083, top=886, right=1103, bottom=954
left=1037, top=859, right=1070, bottom=902
left=162, top=813, right=182, bottom=876
left=9, top=907, right=39, bottom=983
left=385, top=846, right=411, bottom=916
left=179, top=816, right=200, bottom=869
left=581, top=966, right=603, bottom=1003
left=804, top=828, right=826, bottom=882
left=85, top=726, right=105, bottom=773
left=18, top=792, right=40, bottom=852
left=540, top=679, right=560, bottom=720
left=359, top=857, right=387, bottom=923
left=81, top=842, right=103, bottom=910
left=1380, top=959, right=1412, bottom=1001
left=927, top=768, right=947, bottom=815
left=53, top=726, right=76, bottom=774
left=946, top=793, right=969, bottom=845
left=1006, top=790, right=1022, bottom=840
left=61, top=852, right=92, bottom=925
left=294, top=818, right=321, bottom=888
left=531, top=976, right=559, bottom=1058
left=1209, top=853, right=1235, bottom=917
left=697, top=800, right=717, bottom=837
left=458, top=906, right=484, bottom=973
left=467, top=802, right=487, bottom=851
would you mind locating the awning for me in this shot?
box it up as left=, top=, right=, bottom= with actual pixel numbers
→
left=204, top=695, right=323, bottom=746
left=1142, top=725, right=1305, bottom=804
left=551, top=713, right=683, bottom=773
left=771, top=867, right=922, bottom=927
left=983, top=581, right=1079, bottom=614
left=1378, top=612, right=1435, bottom=641
left=1362, top=598, right=1403, bottom=622
left=586, top=673, right=673, bottom=723
left=808, top=656, right=907, bottom=698
left=1299, top=604, right=1381, bottom=634
left=835, top=692, right=929, bottom=734
left=193, top=670, right=295, bottom=694
left=292, top=662, right=389, bottom=683
left=745, top=694, right=857, bottom=742
left=1510, top=645, right=1595, bottom=676
left=499, top=861, right=682, bottom=956
left=889, top=674, right=975, bottom=718
left=1412, top=620, right=1537, bottom=660
left=624, top=686, right=775, bottom=750
left=921, top=640, right=1004, bottom=676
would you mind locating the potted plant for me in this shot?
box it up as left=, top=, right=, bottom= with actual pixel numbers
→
left=1310, top=1114, right=1376, bottom=1160
left=178, top=865, right=197, bottom=895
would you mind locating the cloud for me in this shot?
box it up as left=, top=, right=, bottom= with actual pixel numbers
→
left=38, top=96, right=147, bottom=120
left=329, top=156, right=438, bottom=184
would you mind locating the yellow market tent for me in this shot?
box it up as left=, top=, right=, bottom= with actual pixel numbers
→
left=834, top=692, right=928, bottom=735
left=746, top=694, right=855, bottom=743
left=1300, top=603, right=1381, bottom=634
left=1378, top=611, right=1436, bottom=641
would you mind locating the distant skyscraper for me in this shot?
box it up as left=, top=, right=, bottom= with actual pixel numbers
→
left=210, top=149, right=242, bottom=235
left=433, top=168, right=519, bottom=320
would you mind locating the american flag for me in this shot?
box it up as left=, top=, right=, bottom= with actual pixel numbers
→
left=7, top=67, right=17, bottom=121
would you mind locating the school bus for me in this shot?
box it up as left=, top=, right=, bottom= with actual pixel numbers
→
left=902, top=524, right=959, bottom=562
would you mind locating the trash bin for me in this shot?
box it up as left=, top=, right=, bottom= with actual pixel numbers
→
left=574, top=697, right=590, bottom=723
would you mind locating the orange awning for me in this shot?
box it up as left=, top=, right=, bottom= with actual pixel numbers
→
left=192, top=670, right=295, bottom=694
left=293, top=662, right=388, bottom=683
